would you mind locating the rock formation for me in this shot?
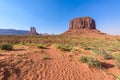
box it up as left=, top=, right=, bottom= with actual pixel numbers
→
left=63, top=16, right=102, bottom=35
left=0, top=29, right=29, bottom=35
left=28, top=27, right=39, bottom=35
left=69, top=16, right=96, bottom=29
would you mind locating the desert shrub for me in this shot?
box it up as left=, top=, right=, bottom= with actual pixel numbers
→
left=0, top=44, right=13, bottom=50
left=71, top=47, right=78, bottom=52
left=94, top=49, right=112, bottom=59
left=111, top=52, right=120, bottom=68
left=79, top=56, right=101, bottom=68
left=80, top=43, right=92, bottom=50
left=37, top=44, right=44, bottom=49
left=55, top=44, right=73, bottom=51
left=99, top=50, right=112, bottom=59
left=79, top=56, right=88, bottom=63
left=44, top=43, right=51, bottom=47
left=115, top=56, right=120, bottom=69
left=116, top=61, right=120, bottom=69
left=82, top=45, right=91, bottom=50
left=87, top=57, right=101, bottom=68
left=117, top=75, right=120, bottom=80
left=42, top=56, right=50, bottom=60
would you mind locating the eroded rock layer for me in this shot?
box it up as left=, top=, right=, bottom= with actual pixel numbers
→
left=69, top=16, right=96, bottom=29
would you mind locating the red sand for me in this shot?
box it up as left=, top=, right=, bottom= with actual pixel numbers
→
left=0, top=45, right=119, bottom=80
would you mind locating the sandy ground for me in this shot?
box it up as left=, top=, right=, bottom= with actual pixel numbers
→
left=0, top=45, right=120, bottom=80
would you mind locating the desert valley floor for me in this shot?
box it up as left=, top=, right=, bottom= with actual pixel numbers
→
left=0, top=35, right=120, bottom=80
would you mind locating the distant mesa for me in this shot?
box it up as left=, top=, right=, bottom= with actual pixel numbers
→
left=63, top=16, right=102, bottom=35
left=28, top=27, right=39, bottom=35
left=69, top=16, right=96, bottom=29
left=0, top=29, right=29, bottom=35
left=0, top=27, right=40, bottom=35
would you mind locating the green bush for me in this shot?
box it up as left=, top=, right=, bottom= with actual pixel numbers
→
left=55, top=44, right=73, bottom=51
left=78, top=56, right=88, bottom=63
left=79, top=56, right=101, bottom=68
left=87, top=57, right=101, bottom=68
left=111, top=52, right=120, bottom=68
left=94, top=49, right=112, bottom=59
left=71, top=47, right=78, bottom=52
left=99, top=50, right=112, bottom=59
left=44, top=43, right=51, bottom=47
left=117, top=75, right=120, bottom=80
left=0, top=44, right=13, bottom=50
left=37, top=44, right=44, bottom=49
left=42, top=56, right=50, bottom=60
left=115, top=57, right=120, bottom=69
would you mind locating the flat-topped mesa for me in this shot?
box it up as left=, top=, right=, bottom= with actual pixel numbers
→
left=62, top=16, right=105, bottom=35
left=69, top=16, right=96, bottom=30
left=28, top=27, right=39, bottom=35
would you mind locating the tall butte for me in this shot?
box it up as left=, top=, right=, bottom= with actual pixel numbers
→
left=28, top=27, right=39, bottom=35
left=63, top=16, right=102, bottom=35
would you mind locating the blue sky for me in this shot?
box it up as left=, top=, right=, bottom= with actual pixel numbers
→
left=0, top=0, right=120, bottom=35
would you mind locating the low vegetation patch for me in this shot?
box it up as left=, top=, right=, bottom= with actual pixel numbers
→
left=0, top=44, right=13, bottom=50
left=37, top=44, right=45, bottom=49
left=111, top=52, right=120, bottom=68
left=78, top=56, right=88, bottom=63
left=117, top=75, right=120, bottom=80
left=71, top=47, right=79, bottom=52
left=94, top=49, right=112, bottom=59
left=55, top=44, right=73, bottom=51
left=115, top=56, right=120, bottom=69
left=42, top=56, right=50, bottom=60
left=37, top=43, right=50, bottom=49
left=100, top=52, right=112, bottom=59
left=79, top=56, right=101, bottom=68
left=44, top=43, right=51, bottom=47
